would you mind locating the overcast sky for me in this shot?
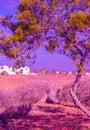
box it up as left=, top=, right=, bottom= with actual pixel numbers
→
left=0, top=0, right=77, bottom=71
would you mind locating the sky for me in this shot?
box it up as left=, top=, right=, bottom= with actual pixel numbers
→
left=0, top=0, right=77, bottom=72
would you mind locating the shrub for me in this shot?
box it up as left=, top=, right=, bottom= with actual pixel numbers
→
left=0, top=90, right=5, bottom=108
left=0, top=79, right=60, bottom=126
left=0, top=80, right=59, bottom=109
left=58, top=77, right=90, bottom=107
left=15, top=80, right=59, bottom=105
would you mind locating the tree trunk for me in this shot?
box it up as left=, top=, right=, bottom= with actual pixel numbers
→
left=72, top=72, right=82, bottom=92
left=70, top=72, right=90, bottom=117
left=71, top=88, right=90, bottom=117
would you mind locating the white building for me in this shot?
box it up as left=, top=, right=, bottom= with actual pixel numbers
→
left=85, top=72, right=90, bottom=76
left=15, top=66, right=30, bottom=75
left=0, top=65, right=16, bottom=75
left=22, top=66, right=30, bottom=75
left=0, top=65, right=37, bottom=76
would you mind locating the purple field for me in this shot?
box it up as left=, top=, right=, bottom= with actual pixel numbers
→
left=0, top=74, right=90, bottom=130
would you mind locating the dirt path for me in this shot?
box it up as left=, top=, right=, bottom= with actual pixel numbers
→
left=1, top=103, right=90, bottom=130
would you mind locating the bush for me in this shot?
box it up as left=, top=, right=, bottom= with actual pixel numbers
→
left=0, top=80, right=60, bottom=126
left=0, top=90, right=5, bottom=108
left=0, top=80, right=59, bottom=110
left=15, top=81, right=59, bottom=105
left=76, top=78, right=90, bottom=107
left=58, top=77, right=90, bottom=107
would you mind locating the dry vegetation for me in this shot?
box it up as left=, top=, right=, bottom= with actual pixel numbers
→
left=0, top=74, right=90, bottom=129
left=59, top=76, right=90, bottom=107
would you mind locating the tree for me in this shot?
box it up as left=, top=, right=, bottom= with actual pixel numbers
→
left=44, top=0, right=90, bottom=116
left=0, top=0, right=52, bottom=67
left=0, top=0, right=90, bottom=115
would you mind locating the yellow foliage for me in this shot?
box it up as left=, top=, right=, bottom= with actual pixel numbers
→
left=33, top=0, right=39, bottom=4
left=45, top=18, right=49, bottom=23
left=35, top=24, right=40, bottom=30
left=50, top=0, right=56, bottom=9
left=14, top=35, right=19, bottom=41
left=9, top=29, right=23, bottom=42
left=9, top=47, right=18, bottom=58
left=9, top=35, right=14, bottom=42
left=19, top=0, right=39, bottom=5
left=41, top=0, right=47, bottom=11
left=29, top=23, right=40, bottom=32
left=87, top=42, right=90, bottom=48
left=64, top=43, right=72, bottom=50
left=15, top=13, right=22, bottom=19
left=74, top=0, right=79, bottom=5
left=83, top=0, right=90, bottom=6
left=25, top=52, right=30, bottom=58
left=55, top=24, right=62, bottom=34
left=3, top=37, right=9, bottom=44
left=22, top=10, right=31, bottom=18
left=70, top=33, right=75, bottom=39
left=19, top=0, right=30, bottom=5
left=30, top=15, right=36, bottom=24
left=75, top=62, right=84, bottom=72
left=19, top=0, right=24, bottom=4
left=69, top=11, right=90, bottom=29
left=15, top=27, right=23, bottom=35
left=15, top=10, right=31, bottom=20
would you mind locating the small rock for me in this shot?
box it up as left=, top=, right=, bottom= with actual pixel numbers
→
left=46, top=96, right=54, bottom=104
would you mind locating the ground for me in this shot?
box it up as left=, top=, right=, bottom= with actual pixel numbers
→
left=0, top=73, right=90, bottom=130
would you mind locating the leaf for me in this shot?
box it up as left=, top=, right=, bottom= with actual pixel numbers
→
left=9, top=47, right=18, bottom=58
